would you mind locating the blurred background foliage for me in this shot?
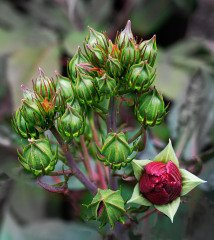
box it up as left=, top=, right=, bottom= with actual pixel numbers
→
left=0, top=0, right=214, bottom=239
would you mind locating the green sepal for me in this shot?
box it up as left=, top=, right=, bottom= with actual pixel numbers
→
left=18, top=138, right=58, bottom=176
left=154, top=139, right=179, bottom=167
left=131, top=159, right=152, bottom=180
left=57, top=104, right=85, bottom=142
left=68, top=47, right=88, bottom=83
left=154, top=197, right=180, bottom=223
left=135, top=87, right=167, bottom=126
left=85, top=189, right=126, bottom=228
left=56, top=74, right=74, bottom=100
left=116, top=20, right=135, bottom=49
left=98, top=132, right=133, bottom=170
left=75, top=72, right=100, bottom=105
left=33, top=68, right=56, bottom=101
left=95, top=74, right=117, bottom=97
left=127, top=184, right=152, bottom=206
left=85, top=27, right=108, bottom=50
left=12, top=108, right=39, bottom=139
left=139, top=35, right=157, bottom=67
left=180, top=169, right=206, bottom=196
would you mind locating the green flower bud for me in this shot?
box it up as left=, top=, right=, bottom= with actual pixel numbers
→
left=84, top=44, right=107, bottom=67
left=116, top=20, right=135, bottom=49
left=95, top=73, right=117, bottom=97
left=139, top=35, right=157, bottom=67
left=18, top=138, right=58, bottom=176
left=68, top=47, right=88, bottom=82
left=66, top=97, right=83, bottom=115
left=85, top=27, right=108, bottom=50
left=21, top=98, right=48, bottom=129
left=53, top=90, right=66, bottom=114
left=97, top=132, right=133, bottom=169
left=12, top=108, right=39, bottom=139
left=120, top=40, right=140, bottom=67
left=85, top=189, right=125, bottom=228
left=57, top=105, right=85, bottom=141
left=56, top=73, right=74, bottom=100
left=33, top=68, right=56, bottom=101
left=135, top=88, right=166, bottom=126
left=127, top=61, right=155, bottom=91
left=106, top=55, right=122, bottom=78
left=75, top=72, right=100, bottom=105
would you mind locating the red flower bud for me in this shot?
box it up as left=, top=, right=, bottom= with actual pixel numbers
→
left=139, top=161, right=182, bottom=205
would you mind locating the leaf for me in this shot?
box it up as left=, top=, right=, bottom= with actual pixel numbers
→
left=154, top=197, right=181, bottom=223
left=131, top=159, right=152, bottom=180
left=85, top=189, right=125, bottom=228
left=127, top=184, right=152, bottom=207
left=154, top=139, right=179, bottom=166
left=180, top=169, right=206, bottom=196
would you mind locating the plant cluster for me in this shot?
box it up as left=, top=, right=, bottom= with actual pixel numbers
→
left=12, top=21, right=205, bottom=228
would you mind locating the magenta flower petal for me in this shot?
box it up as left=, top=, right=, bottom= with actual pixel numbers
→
left=139, top=161, right=182, bottom=205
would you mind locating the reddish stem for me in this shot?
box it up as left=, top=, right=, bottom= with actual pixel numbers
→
left=80, top=135, right=95, bottom=182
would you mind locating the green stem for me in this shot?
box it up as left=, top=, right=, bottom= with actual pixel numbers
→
left=128, top=125, right=146, bottom=144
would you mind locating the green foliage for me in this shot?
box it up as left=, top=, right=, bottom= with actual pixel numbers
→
left=85, top=189, right=126, bottom=228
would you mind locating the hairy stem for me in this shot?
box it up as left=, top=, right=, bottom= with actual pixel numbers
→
left=50, top=126, right=98, bottom=195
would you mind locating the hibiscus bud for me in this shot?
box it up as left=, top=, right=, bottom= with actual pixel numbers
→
left=84, top=44, right=107, bottom=67
left=135, top=88, right=166, bottom=126
left=120, top=40, right=140, bottom=67
left=20, top=97, right=47, bottom=129
left=75, top=71, right=100, bottom=105
left=116, top=20, right=135, bottom=49
left=139, top=161, right=182, bottom=205
left=66, top=97, right=83, bottom=115
left=127, top=61, right=155, bottom=91
left=12, top=108, right=39, bottom=139
left=18, top=138, right=58, bottom=176
left=68, top=47, right=88, bottom=82
left=106, top=55, right=122, bottom=78
left=85, top=27, right=108, bottom=50
left=56, top=73, right=74, bottom=100
left=57, top=105, right=85, bottom=141
left=97, top=132, right=133, bottom=169
left=139, top=35, right=157, bottom=67
left=95, top=73, right=117, bottom=97
left=33, top=68, right=56, bottom=101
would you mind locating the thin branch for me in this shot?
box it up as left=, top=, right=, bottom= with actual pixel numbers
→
left=138, top=209, right=157, bottom=222
left=37, top=176, right=69, bottom=194
left=107, top=97, right=117, bottom=133
left=80, top=135, right=95, bottom=182
left=128, top=126, right=146, bottom=144
left=90, top=116, right=109, bottom=187
left=50, top=126, right=98, bottom=195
